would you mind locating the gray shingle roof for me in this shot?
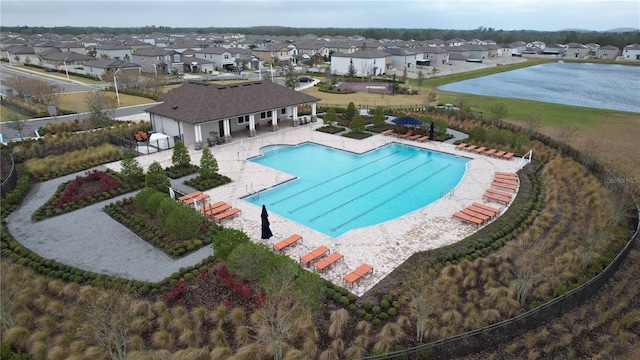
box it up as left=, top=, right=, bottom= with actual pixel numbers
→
left=145, top=81, right=320, bottom=124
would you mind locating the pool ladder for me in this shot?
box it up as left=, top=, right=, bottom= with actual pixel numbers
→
left=247, top=184, right=259, bottom=200
left=440, top=187, right=454, bottom=198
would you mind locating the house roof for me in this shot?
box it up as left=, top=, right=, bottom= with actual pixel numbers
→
left=84, top=59, right=141, bottom=69
left=145, top=81, right=320, bottom=125
left=134, top=47, right=176, bottom=56
left=332, top=49, right=390, bottom=59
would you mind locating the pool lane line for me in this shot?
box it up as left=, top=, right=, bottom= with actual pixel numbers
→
left=330, top=163, right=453, bottom=232
left=268, top=150, right=400, bottom=206
left=287, top=155, right=423, bottom=213
left=308, top=160, right=433, bottom=223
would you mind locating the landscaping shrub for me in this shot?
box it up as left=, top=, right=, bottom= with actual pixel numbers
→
left=171, top=141, right=191, bottom=168
left=119, top=150, right=144, bottom=183
left=212, top=228, right=251, bottom=261
left=156, top=197, right=202, bottom=240
left=198, top=147, right=218, bottom=179
left=145, top=161, right=170, bottom=193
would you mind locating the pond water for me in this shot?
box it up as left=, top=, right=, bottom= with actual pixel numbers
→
left=438, top=62, right=640, bottom=113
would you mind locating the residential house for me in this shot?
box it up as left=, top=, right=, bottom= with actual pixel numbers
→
left=595, top=45, right=619, bottom=60
left=131, top=47, right=183, bottom=74
left=4, top=45, right=38, bottom=65
left=383, top=48, right=417, bottom=70
left=83, top=59, right=141, bottom=79
left=564, top=43, right=589, bottom=58
left=145, top=81, right=320, bottom=145
left=510, top=41, right=528, bottom=56
left=39, top=50, right=96, bottom=73
left=496, top=43, right=515, bottom=58
left=543, top=44, right=566, bottom=56
left=195, top=46, right=234, bottom=70
left=96, top=44, right=133, bottom=61
left=445, top=38, right=467, bottom=47
left=622, top=44, right=640, bottom=60
left=326, top=41, right=359, bottom=55
left=251, top=43, right=294, bottom=65
left=414, top=46, right=449, bottom=66
left=295, top=42, right=330, bottom=61
left=330, top=49, right=390, bottom=77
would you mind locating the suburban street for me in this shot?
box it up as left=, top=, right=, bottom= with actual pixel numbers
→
left=1, top=64, right=158, bottom=141
left=0, top=64, right=104, bottom=96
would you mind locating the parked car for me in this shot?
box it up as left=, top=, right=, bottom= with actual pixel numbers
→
left=298, top=77, right=313, bottom=83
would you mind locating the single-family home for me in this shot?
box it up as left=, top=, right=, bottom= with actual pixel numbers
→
left=383, top=48, right=417, bottom=70
left=595, top=45, right=619, bottom=60
left=39, top=50, right=96, bottom=73
left=251, top=43, right=294, bottom=65
left=194, top=46, right=233, bottom=70
left=145, top=81, right=320, bottom=145
left=83, top=59, right=141, bottom=79
left=131, top=47, right=183, bottom=74
left=496, top=43, right=515, bottom=58
left=330, top=49, right=391, bottom=77
left=295, top=42, right=330, bottom=60
left=622, top=44, right=640, bottom=60
left=543, top=44, right=566, bottom=56
left=564, top=43, right=589, bottom=58
left=96, top=44, right=133, bottom=61
left=414, top=46, right=449, bottom=66
left=4, top=45, right=38, bottom=65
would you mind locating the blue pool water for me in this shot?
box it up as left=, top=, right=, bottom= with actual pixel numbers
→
left=245, top=142, right=470, bottom=237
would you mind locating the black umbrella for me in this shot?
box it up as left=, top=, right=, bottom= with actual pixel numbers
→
left=391, top=116, right=423, bottom=126
left=261, top=205, right=273, bottom=240
left=429, top=121, right=435, bottom=140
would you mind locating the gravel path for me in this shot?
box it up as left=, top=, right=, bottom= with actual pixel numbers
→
left=5, top=166, right=212, bottom=283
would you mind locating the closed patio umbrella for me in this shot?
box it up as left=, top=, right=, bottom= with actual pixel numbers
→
left=261, top=205, right=273, bottom=240
left=429, top=121, right=435, bottom=140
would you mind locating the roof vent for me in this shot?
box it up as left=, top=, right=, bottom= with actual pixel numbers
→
left=173, top=106, right=178, bottom=110
left=230, top=85, right=238, bottom=88
left=217, top=86, right=226, bottom=89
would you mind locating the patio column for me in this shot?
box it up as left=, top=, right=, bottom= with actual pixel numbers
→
left=311, top=102, right=318, bottom=122
left=194, top=124, right=203, bottom=149
left=292, top=105, right=299, bottom=127
left=271, top=108, right=279, bottom=131
left=223, top=118, right=232, bottom=143
left=248, top=114, right=257, bottom=137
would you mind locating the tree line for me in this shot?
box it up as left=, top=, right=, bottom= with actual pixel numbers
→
left=2, top=25, right=639, bottom=49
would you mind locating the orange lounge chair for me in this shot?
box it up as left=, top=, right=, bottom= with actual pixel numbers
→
left=486, top=188, right=513, bottom=198
left=204, top=204, right=232, bottom=218
left=344, top=263, right=373, bottom=286
left=472, top=202, right=501, bottom=215
left=417, top=136, right=429, bottom=142
left=461, top=208, right=490, bottom=223
left=483, top=192, right=510, bottom=204
left=314, top=252, right=344, bottom=272
left=300, top=246, right=330, bottom=267
left=397, top=130, right=414, bottom=139
left=381, top=129, right=394, bottom=136
left=503, top=152, right=515, bottom=160
left=466, top=205, right=496, bottom=218
left=492, top=181, right=517, bottom=191
left=183, top=193, right=210, bottom=206
left=484, top=149, right=497, bottom=156
left=213, top=207, right=241, bottom=221
left=464, top=145, right=478, bottom=152
left=493, top=150, right=506, bottom=158
left=273, top=234, right=303, bottom=252
left=494, top=176, right=518, bottom=183
left=455, top=143, right=467, bottom=150
left=408, top=134, right=422, bottom=140
left=200, top=201, right=226, bottom=211
left=474, top=146, right=487, bottom=154
left=495, top=171, right=518, bottom=177
left=453, top=212, right=483, bottom=226
left=177, top=191, right=202, bottom=201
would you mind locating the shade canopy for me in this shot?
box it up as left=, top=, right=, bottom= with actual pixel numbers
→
left=391, top=116, right=423, bottom=126
left=261, top=205, right=273, bottom=240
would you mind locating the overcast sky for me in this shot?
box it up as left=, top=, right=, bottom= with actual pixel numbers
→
left=1, top=0, right=638, bottom=32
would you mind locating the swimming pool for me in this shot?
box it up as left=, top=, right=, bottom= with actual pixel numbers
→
left=244, top=142, right=470, bottom=237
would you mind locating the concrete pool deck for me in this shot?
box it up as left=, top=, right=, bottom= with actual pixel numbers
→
left=104, top=123, right=524, bottom=295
